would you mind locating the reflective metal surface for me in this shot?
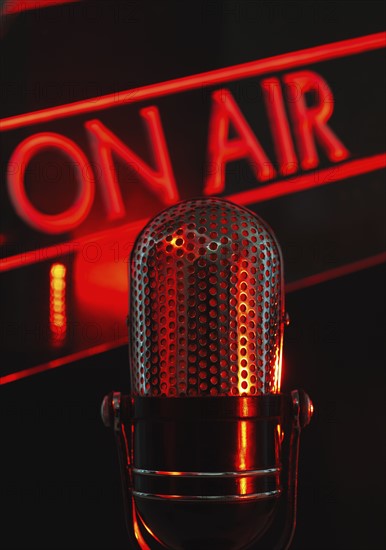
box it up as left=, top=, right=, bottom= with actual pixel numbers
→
left=129, top=198, right=284, bottom=397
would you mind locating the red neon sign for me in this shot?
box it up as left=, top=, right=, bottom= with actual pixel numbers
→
left=1, top=33, right=385, bottom=241
left=3, top=70, right=354, bottom=234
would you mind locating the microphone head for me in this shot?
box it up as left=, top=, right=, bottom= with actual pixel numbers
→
left=129, top=197, right=284, bottom=397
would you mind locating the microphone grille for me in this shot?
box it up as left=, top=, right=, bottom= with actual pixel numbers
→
left=129, top=198, right=284, bottom=397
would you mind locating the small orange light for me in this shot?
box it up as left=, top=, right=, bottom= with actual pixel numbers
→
left=50, top=264, right=66, bottom=278
left=49, top=262, right=67, bottom=346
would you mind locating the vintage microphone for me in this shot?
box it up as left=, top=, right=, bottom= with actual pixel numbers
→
left=101, top=197, right=313, bottom=549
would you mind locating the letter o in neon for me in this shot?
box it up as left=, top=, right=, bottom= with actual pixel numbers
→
left=7, top=133, right=95, bottom=234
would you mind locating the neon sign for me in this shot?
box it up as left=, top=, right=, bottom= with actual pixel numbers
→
left=1, top=32, right=385, bottom=243
left=5, top=69, right=352, bottom=235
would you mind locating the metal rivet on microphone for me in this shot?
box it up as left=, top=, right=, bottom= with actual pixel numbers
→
left=299, top=390, right=314, bottom=428
left=101, top=393, right=113, bottom=428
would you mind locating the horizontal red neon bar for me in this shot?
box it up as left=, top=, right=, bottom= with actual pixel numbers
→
left=2, top=0, right=80, bottom=16
left=226, top=152, right=386, bottom=205
left=2, top=251, right=385, bottom=386
left=0, top=336, right=128, bottom=385
left=1, top=152, right=385, bottom=273
left=285, top=251, right=386, bottom=293
left=0, top=32, right=385, bottom=132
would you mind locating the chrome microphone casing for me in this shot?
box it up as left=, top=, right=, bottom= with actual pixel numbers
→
left=129, top=197, right=284, bottom=398
left=102, top=198, right=313, bottom=549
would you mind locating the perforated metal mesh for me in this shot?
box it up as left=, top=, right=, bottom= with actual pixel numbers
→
left=129, top=198, right=284, bottom=397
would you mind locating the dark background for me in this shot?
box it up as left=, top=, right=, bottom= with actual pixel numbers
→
left=1, top=1, right=385, bottom=549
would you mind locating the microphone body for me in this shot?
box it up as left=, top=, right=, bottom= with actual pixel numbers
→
left=102, top=198, right=312, bottom=549
left=132, top=395, right=282, bottom=550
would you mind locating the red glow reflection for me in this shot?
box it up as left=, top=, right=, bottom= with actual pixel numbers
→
left=132, top=497, right=167, bottom=548
left=237, top=421, right=248, bottom=494
left=73, top=235, right=128, bottom=322
left=50, top=262, right=67, bottom=346
left=132, top=498, right=151, bottom=550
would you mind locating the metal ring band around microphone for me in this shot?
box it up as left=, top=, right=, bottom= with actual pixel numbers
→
left=132, top=466, right=281, bottom=500
left=132, top=467, right=280, bottom=478
left=132, top=489, right=281, bottom=502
